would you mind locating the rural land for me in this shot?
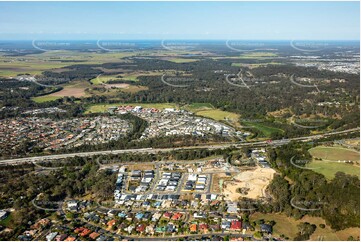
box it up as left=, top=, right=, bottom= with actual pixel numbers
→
left=0, top=1, right=360, bottom=238
left=0, top=38, right=359, bottom=242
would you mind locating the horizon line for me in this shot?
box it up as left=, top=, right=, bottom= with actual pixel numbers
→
left=0, top=39, right=360, bottom=41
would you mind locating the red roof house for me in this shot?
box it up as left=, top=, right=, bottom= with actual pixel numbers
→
left=163, top=212, right=172, bottom=219
left=80, top=228, right=91, bottom=237
left=230, top=221, right=242, bottom=231
left=171, top=212, right=182, bottom=220
left=136, top=224, right=146, bottom=233
left=199, top=223, right=209, bottom=233
left=89, top=232, right=100, bottom=240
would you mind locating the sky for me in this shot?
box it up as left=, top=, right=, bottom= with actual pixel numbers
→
left=0, top=1, right=359, bottom=40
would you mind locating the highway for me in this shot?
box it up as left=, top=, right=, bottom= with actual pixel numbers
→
left=0, top=127, right=358, bottom=165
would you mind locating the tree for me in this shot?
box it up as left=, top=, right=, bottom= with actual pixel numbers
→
left=294, top=222, right=316, bottom=240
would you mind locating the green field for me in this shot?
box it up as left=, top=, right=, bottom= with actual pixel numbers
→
left=232, top=63, right=253, bottom=67
left=242, top=121, right=283, bottom=137
left=307, top=160, right=360, bottom=180
left=118, top=85, right=148, bottom=93
left=308, top=146, right=360, bottom=179
left=196, top=109, right=240, bottom=122
left=0, top=61, right=74, bottom=77
left=195, top=109, right=241, bottom=128
left=118, top=74, right=141, bottom=81
left=178, top=103, right=243, bottom=128
left=0, top=50, right=140, bottom=77
left=251, top=213, right=299, bottom=239
left=250, top=213, right=358, bottom=241
left=31, top=96, right=62, bottom=103
left=231, top=62, right=282, bottom=67
left=85, top=103, right=179, bottom=114
left=239, top=52, right=278, bottom=58
left=212, top=52, right=277, bottom=61
left=0, top=214, right=12, bottom=227
left=93, top=71, right=171, bottom=83
left=182, top=103, right=215, bottom=113
left=309, top=146, right=360, bottom=162
left=0, top=50, right=199, bottom=77
left=90, top=74, right=123, bottom=84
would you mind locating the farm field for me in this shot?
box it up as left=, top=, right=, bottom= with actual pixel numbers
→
left=0, top=48, right=201, bottom=77
left=98, top=84, right=148, bottom=93
left=308, top=145, right=360, bottom=179
left=31, top=95, right=62, bottom=103
left=0, top=61, right=73, bottom=77
left=196, top=109, right=239, bottom=121
left=0, top=51, right=137, bottom=77
left=151, top=50, right=211, bottom=57
left=91, top=71, right=176, bottom=84
left=48, top=87, right=88, bottom=98
left=32, top=80, right=91, bottom=102
left=32, top=50, right=138, bottom=63
left=239, top=52, right=278, bottom=58
left=165, top=58, right=200, bottom=63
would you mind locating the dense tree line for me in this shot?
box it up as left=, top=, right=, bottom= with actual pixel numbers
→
left=0, top=160, right=115, bottom=239
left=42, top=65, right=102, bottom=82
left=260, top=143, right=360, bottom=231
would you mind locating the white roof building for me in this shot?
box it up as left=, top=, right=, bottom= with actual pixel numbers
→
left=188, top=174, right=198, bottom=181
left=46, top=232, right=58, bottom=241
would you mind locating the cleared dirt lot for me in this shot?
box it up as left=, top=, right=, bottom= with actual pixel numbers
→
left=223, top=166, right=276, bottom=201
left=104, top=83, right=130, bottom=89
left=49, top=87, right=87, bottom=97
left=211, top=173, right=233, bottom=194
left=125, top=164, right=155, bottom=171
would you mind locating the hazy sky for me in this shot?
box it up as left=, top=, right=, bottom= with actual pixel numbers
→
left=0, top=1, right=359, bottom=40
